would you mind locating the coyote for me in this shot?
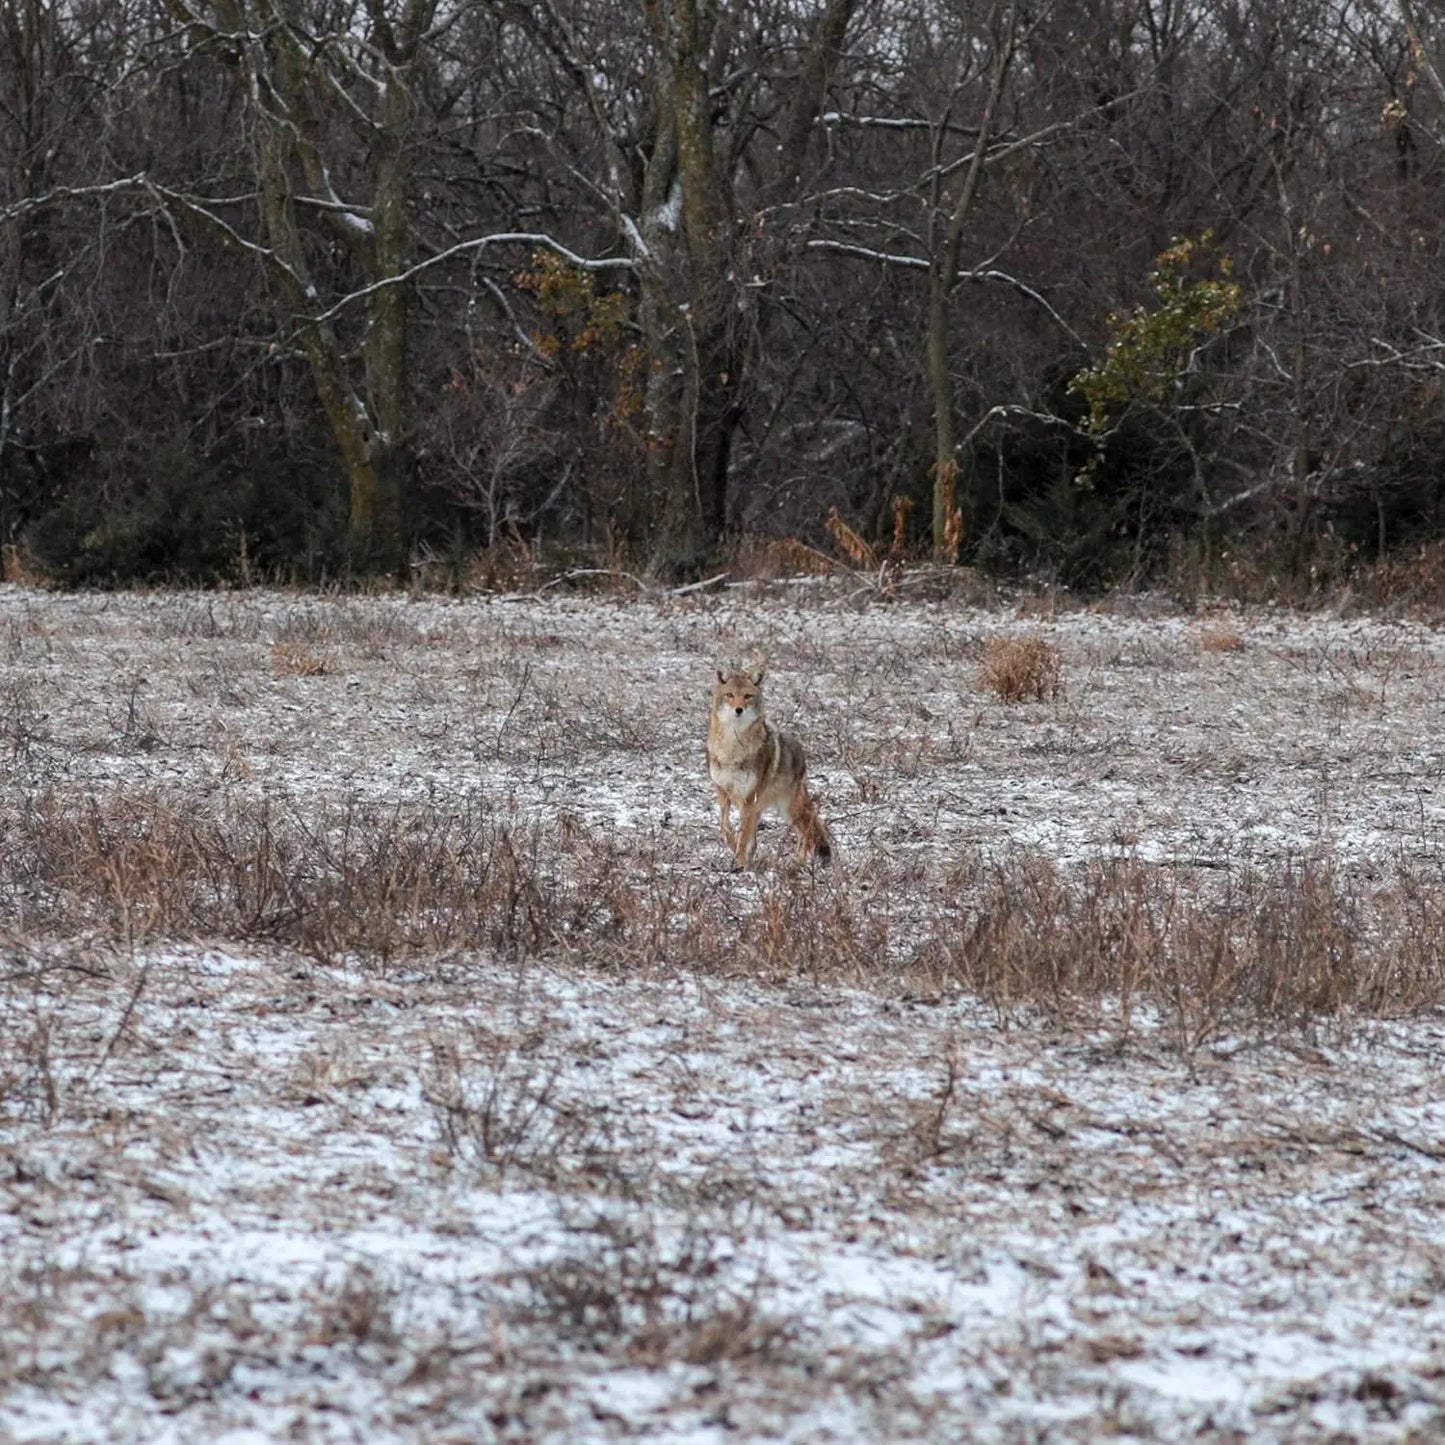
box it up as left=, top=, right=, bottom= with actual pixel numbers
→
left=707, top=669, right=833, bottom=869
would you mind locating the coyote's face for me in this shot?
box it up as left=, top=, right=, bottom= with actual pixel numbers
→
left=713, top=670, right=764, bottom=727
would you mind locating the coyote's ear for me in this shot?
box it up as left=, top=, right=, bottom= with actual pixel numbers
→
left=751, top=669, right=765, bottom=686
left=716, top=668, right=727, bottom=684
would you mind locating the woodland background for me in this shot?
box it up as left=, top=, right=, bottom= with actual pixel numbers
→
left=3, top=0, right=1445, bottom=591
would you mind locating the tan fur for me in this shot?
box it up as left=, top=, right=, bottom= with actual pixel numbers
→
left=707, top=668, right=833, bottom=869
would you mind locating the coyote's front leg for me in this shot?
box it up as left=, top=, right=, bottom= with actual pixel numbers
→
left=716, top=788, right=738, bottom=852
left=735, top=795, right=764, bottom=869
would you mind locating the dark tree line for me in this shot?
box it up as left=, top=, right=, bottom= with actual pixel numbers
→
left=2, top=0, right=1445, bottom=587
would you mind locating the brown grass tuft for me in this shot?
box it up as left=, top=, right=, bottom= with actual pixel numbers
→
left=720, top=535, right=837, bottom=580
left=978, top=634, right=1065, bottom=702
left=271, top=642, right=331, bottom=677
left=1, top=543, right=47, bottom=587
left=1198, top=624, right=1245, bottom=653
left=1352, top=539, right=1445, bottom=619
left=520, top=1210, right=794, bottom=1366
left=921, top=852, right=1445, bottom=1047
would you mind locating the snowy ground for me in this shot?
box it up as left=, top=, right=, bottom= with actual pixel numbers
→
left=3, top=581, right=1445, bottom=1441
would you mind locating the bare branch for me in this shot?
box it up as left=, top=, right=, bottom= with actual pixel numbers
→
left=307, top=232, right=636, bottom=326
left=1347, top=336, right=1445, bottom=374
left=0, top=174, right=150, bottom=226
left=964, top=268, right=1086, bottom=350
left=804, top=238, right=929, bottom=269
left=821, top=111, right=982, bottom=136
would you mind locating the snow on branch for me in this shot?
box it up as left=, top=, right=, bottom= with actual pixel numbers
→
left=0, top=173, right=150, bottom=224
left=1348, top=335, right=1445, bottom=373
left=964, top=267, right=1086, bottom=349
left=0, top=173, right=306, bottom=288
left=293, top=191, right=375, bottom=235
left=306, top=232, right=636, bottom=325
left=820, top=111, right=981, bottom=137
left=804, top=238, right=929, bottom=270
left=960, top=403, right=1081, bottom=448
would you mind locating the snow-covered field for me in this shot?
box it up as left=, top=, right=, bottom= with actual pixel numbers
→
left=3, top=581, right=1445, bottom=1442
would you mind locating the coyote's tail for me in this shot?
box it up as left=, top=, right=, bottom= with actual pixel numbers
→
left=798, top=791, right=834, bottom=865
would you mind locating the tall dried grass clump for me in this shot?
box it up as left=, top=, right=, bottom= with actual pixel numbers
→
left=979, top=634, right=1065, bottom=703
left=5, top=785, right=1445, bottom=1039
left=924, top=852, right=1445, bottom=1044
left=271, top=641, right=331, bottom=677
left=0, top=789, right=584, bottom=964
left=1347, top=539, right=1445, bottom=619
left=0, top=788, right=881, bottom=982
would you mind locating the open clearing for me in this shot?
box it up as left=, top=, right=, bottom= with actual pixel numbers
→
left=3, top=580, right=1445, bottom=1442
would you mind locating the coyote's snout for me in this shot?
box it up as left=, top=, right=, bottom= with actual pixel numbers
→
left=707, top=668, right=833, bottom=869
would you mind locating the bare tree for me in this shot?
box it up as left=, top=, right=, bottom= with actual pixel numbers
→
left=152, top=0, right=448, bottom=574
left=491, top=0, right=863, bottom=573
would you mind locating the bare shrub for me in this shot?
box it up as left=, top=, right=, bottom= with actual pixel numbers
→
left=0, top=790, right=574, bottom=963
left=268, top=601, right=432, bottom=656
left=1, top=1009, right=62, bottom=1126
left=568, top=684, right=663, bottom=752
left=0, top=678, right=52, bottom=765
left=824, top=506, right=880, bottom=570
left=1352, top=540, right=1445, bottom=620
left=521, top=1211, right=791, bottom=1367
left=927, top=854, right=1157, bottom=1028
left=746, top=864, right=897, bottom=982
left=462, top=531, right=547, bottom=593
left=725, top=535, right=835, bottom=580
left=307, top=1265, right=396, bottom=1349
left=978, top=635, right=1065, bottom=703
left=112, top=676, right=166, bottom=752
left=423, top=1025, right=605, bottom=1184
left=5, top=781, right=1445, bottom=1040
left=1, top=544, right=47, bottom=587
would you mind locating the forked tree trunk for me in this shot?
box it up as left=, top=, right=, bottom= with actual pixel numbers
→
left=169, top=0, right=429, bottom=579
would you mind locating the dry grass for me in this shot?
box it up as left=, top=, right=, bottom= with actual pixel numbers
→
left=3, top=585, right=1445, bottom=1049
left=923, top=852, right=1444, bottom=1046
left=1198, top=623, right=1245, bottom=653
left=978, top=633, right=1065, bottom=702
left=726, top=535, right=836, bottom=580
left=423, top=1022, right=612, bottom=1184
left=520, top=1211, right=792, bottom=1367
left=1348, top=539, right=1445, bottom=618
left=270, top=640, right=332, bottom=676
left=3, top=786, right=1443, bottom=1045
left=0, top=542, right=45, bottom=586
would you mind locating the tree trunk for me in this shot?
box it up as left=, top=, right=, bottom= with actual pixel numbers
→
left=925, top=1, right=1017, bottom=561
left=633, top=0, right=857, bottom=577
left=927, top=267, right=959, bottom=559
left=356, top=72, right=415, bottom=577
left=644, top=0, right=736, bottom=575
